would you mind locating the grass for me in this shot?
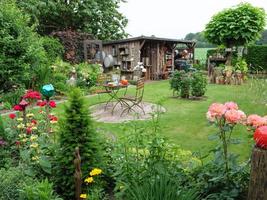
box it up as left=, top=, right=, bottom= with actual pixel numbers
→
left=54, top=79, right=267, bottom=162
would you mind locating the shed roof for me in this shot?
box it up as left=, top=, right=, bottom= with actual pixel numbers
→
left=103, top=36, right=195, bottom=45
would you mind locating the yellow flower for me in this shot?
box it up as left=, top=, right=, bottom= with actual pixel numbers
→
left=50, top=120, right=58, bottom=124
left=90, top=168, right=102, bottom=176
left=32, top=126, right=37, bottom=130
left=80, top=194, right=87, bottom=199
left=22, top=138, right=27, bottom=143
left=17, top=123, right=25, bottom=129
left=26, top=123, right=32, bottom=127
left=17, top=118, right=23, bottom=122
left=26, top=113, right=34, bottom=118
left=30, top=143, right=39, bottom=148
left=31, top=156, right=39, bottom=161
left=84, top=177, right=93, bottom=184
left=30, top=135, right=38, bottom=141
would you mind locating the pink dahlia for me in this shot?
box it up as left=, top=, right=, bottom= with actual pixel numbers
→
left=225, top=110, right=246, bottom=124
left=208, top=103, right=227, bottom=118
left=247, top=114, right=266, bottom=128
left=224, top=102, right=238, bottom=110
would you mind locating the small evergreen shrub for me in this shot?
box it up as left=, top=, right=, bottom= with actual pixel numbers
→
left=180, top=75, right=191, bottom=98
left=55, top=88, right=103, bottom=199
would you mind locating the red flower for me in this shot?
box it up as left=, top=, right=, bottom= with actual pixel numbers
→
left=26, top=127, right=32, bottom=134
left=31, top=119, right=37, bottom=125
left=49, top=115, right=58, bottom=122
left=9, top=113, right=16, bottom=119
left=13, top=105, right=23, bottom=111
left=23, top=90, right=41, bottom=100
left=37, top=100, right=47, bottom=107
left=49, top=101, right=56, bottom=108
left=15, top=141, right=20, bottom=146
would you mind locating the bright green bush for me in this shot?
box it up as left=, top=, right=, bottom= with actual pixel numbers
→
left=170, top=71, right=207, bottom=98
left=0, top=1, right=48, bottom=92
left=41, top=36, right=64, bottom=64
left=0, top=166, right=34, bottom=200
left=191, top=72, right=207, bottom=97
left=55, top=88, right=103, bottom=199
left=244, top=45, right=267, bottom=71
left=19, top=179, right=62, bottom=200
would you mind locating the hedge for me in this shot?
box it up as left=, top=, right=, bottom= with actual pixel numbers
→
left=244, top=45, right=267, bottom=71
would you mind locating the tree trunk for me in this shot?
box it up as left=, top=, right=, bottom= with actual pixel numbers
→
left=247, top=147, right=267, bottom=200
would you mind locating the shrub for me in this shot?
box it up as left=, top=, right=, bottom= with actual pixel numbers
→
left=244, top=45, right=267, bottom=71
left=170, top=71, right=207, bottom=98
left=191, top=72, right=207, bottom=97
left=19, top=179, right=62, bottom=200
left=170, top=70, right=185, bottom=96
left=0, top=166, right=34, bottom=200
left=180, top=75, right=191, bottom=98
left=0, top=1, right=48, bottom=92
left=0, top=87, right=25, bottom=106
left=55, top=88, right=103, bottom=199
left=41, top=36, right=64, bottom=64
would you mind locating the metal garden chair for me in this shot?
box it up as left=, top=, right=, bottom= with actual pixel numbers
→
left=114, top=78, right=145, bottom=116
left=94, top=74, right=111, bottom=101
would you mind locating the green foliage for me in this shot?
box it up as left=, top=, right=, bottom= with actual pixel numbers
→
left=205, top=3, right=266, bottom=47
left=244, top=45, right=267, bottom=71
left=191, top=72, right=207, bottom=97
left=170, top=71, right=207, bottom=98
left=180, top=75, right=191, bottom=98
left=19, top=179, right=62, bottom=200
left=256, top=29, right=267, bottom=45
left=17, top=0, right=128, bottom=40
left=0, top=1, right=49, bottom=92
left=75, top=63, right=101, bottom=89
left=111, top=110, right=201, bottom=199
left=234, top=58, right=248, bottom=73
left=41, top=36, right=64, bottom=63
left=192, top=160, right=249, bottom=199
left=170, top=70, right=185, bottom=96
left=127, top=174, right=199, bottom=200
left=0, top=87, right=25, bottom=106
left=0, top=166, right=35, bottom=200
left=55, top=88, right=103, bottom=199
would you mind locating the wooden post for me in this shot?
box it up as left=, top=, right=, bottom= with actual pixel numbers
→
left=74, top=147, right=82, bottom=200
left=247, top=147, right=267, bottom=200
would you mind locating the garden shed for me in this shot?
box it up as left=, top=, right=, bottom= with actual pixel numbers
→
left=102, top=36, right=196, bottom=80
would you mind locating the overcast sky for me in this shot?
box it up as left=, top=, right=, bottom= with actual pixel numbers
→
left=119, top=0, right=267, bottom=39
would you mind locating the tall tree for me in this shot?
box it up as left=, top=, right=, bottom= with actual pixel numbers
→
left=184, top=32, right=215, bottom=48
left=204, top=3, right=266, bottom=65
left=17, top=0, right=128, bottom=40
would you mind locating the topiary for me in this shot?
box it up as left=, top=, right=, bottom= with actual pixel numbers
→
left=55, top=88, right=103, bottom=199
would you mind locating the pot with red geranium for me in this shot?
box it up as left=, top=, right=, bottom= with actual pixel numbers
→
left=246, top=114, right=267, bottom=199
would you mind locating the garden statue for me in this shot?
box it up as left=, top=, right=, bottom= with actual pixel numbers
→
left=235, top=70, right=243, bottom=85
left=67, top=67, right=77, bottom=86
left=74, top=147, right=82, bottom=200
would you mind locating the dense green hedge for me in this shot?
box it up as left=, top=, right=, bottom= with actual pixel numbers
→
left=244, top=45, right=267, bottom=71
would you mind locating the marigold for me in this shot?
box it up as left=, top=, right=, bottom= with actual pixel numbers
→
left=17, top=118, right=23, bottom=122
left=26, top=113, right=34, bottom=118
left=90, top=168, right=102, bottom=176
left=80, top=194, right=87, bottom=199
left=84, top=177, right=94, bottom=184
left=17, top=123, right=25, bottom=129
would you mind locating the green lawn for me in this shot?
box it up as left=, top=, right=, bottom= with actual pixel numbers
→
left=55, top=80, right=267, bottom=161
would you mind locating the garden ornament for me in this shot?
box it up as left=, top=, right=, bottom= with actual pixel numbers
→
left=41, top=84, right=55, bottom=99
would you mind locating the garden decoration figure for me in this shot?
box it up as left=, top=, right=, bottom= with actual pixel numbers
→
left=41, top=84, right=55, bottom=100
left=74, top=147, right=82, bottom=200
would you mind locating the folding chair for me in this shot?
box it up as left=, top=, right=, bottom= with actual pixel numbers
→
left=116, top=79, right=145, bottom=116
left=94, top=74, right=111, bottom=101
